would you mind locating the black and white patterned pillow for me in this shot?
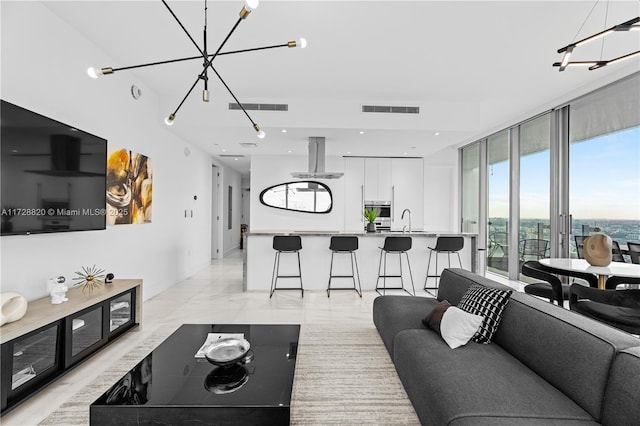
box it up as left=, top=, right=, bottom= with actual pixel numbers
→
left=457, top=284, right=512, bottom=344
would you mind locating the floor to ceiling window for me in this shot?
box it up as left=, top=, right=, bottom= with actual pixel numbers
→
left=461, top=144, right=480, bottom=234
left=519, top=114, right=551, bottom=276
left=461, top=72, right=639, bottom=279
left=568, top=75, right=640, bottom=259
left=487, top=130, right=509, bottom=277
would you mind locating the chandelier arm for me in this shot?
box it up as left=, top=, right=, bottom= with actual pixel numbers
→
left=170, top=75, right=203, bottom=117
left=207, top=65, right=256, bottom=126
left=218, top=43, right=290, bottom=56
left=110, top=42, right=292, bottom=73
left=161, top=0, right=206, bottom=58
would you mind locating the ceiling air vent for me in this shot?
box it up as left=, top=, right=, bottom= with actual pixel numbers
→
left=362, top=105, right=419, bottom=114
left=229, top=103, right=288, bottom=111
left=239, top=142, right=257, bottom=148
left=220, top=154, right=245, bottom=158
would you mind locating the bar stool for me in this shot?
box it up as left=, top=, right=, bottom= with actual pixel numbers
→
left=270, top=235, right=304, bottom=298
left=424, top=236, right=464, bottom=295
left=327, top=236, right=362, bottom=297
left=376, top=236, right=415, bottom=296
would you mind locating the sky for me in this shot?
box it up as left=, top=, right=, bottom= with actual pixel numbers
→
left=488, top=126, right=640, bottom=221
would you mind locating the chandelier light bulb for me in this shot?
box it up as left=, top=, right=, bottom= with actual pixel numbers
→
left=87, top=67, right=100, bottom=79
left=245, top=0, right=259, bottom=11
left=298, top=38, right=307, bottom=49
left=165, top=114, right=176, bottom=126
left=257, top=130, right=266, bottom=139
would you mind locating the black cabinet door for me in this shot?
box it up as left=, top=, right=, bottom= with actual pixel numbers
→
left=104, top=288, right=137, bottom=340
left=1, top=321, right=63, bottom=412
left=64, top=304, right=107, bottom=369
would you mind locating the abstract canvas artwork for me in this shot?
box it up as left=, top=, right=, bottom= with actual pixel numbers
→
left=106, top=148, right=153, bottom=225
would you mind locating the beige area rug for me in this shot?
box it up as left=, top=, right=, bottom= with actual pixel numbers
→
left=41, top=324, right=419, bottom=425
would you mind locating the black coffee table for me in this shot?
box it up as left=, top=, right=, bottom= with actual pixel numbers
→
left=90, top=324, right=300, bottom=425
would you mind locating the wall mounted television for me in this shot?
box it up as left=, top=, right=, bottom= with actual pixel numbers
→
left=1, top=100, right=107, bottom=236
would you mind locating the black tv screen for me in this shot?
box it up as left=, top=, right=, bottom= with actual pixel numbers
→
left=1, top=100, right=107, bottom=236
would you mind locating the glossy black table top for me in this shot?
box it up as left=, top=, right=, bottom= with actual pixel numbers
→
left=92, top=324, right=300, bottom=409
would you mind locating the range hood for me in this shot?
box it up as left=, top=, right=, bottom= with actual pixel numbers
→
left=291, top=137, right=344, bottom=179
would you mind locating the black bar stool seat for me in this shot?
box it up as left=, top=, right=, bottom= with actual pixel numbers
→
left=424, top=236, right=464, bottom=295
left=376, top=236, right=415, bottom=296
left=327, top=236, right=362, bottom=297
left=270, top=235, right=304, bottom=298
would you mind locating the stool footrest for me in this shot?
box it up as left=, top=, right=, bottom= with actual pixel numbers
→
left=276, top=275, right=302, bottom=278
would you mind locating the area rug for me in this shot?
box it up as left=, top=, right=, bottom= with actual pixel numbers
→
left=40, top=324, right=419, bottom=425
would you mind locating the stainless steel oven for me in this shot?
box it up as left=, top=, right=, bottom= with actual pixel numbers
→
left=364, top=201, right=391, bottom=230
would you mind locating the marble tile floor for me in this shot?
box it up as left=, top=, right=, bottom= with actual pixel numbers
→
left=2, top=250, right=523, bottom=426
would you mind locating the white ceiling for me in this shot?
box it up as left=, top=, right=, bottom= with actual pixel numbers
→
left=43, top=0, right=640, bottom=175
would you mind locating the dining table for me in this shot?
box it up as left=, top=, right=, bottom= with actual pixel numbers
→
left=539, top=258, right=640, bottom=290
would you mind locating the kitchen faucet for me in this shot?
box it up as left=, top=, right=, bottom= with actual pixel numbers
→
left=401, top=209, right=412, bottom=234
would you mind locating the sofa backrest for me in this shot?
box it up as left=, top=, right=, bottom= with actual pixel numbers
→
left=493, top=290, right=640, bottom=421
left=437, top=268, right=514, bottom=305
left=601, top=346, right=640, bottom=426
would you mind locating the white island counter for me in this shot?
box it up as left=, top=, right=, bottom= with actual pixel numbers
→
left=244, top=231, right=477, bottom=292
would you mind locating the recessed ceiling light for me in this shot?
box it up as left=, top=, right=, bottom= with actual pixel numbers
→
left=346, top=151, right=351, bottom=154
left=403, top=152, right=408, bottom=155
left=234, top=158, right=238, bottom=161
left=11, top=149, right=18, bottom=153
left=434, top=132, right=440, bottom=136
left=287, top=150, right=292, bottom=153
left=222, top=149, right=227, bottom=152
left=359, top=131, right=365, bottom=134
left=281, top=129, right=287, bottom=133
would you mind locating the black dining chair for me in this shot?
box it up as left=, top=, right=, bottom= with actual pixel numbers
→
left=520, top=239, right=549, bottom=261
left=611, top=241, right=626, bottom=263
left=574, top=235, right=588, bottom=259
left=605, top=275, right=640, bottom=290
left=569, top=284, right=640, bottom=335
left=521, top=260, right=568, bottom=307
left=537, top=261, right=599, bottom=288
left=627, top=242, right=640, bottom=264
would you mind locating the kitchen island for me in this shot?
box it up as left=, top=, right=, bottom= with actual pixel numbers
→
left=244, top=231, right=477, bottom=292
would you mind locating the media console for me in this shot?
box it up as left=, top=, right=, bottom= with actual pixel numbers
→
left=0, top=279, right=142, bottom=414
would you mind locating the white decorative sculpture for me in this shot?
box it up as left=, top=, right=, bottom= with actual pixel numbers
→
left=1, top=293, right=28, bottom=326
left=47, top=276, right=68, bottom=305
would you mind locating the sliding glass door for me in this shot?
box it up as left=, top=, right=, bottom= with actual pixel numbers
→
left=519, top=114, right=551, bottom=277
left=569, top=75, right=640, bottom=258
left=460, top=72, right=639, bottom=279
left=487, top=131, right=509, bottom=277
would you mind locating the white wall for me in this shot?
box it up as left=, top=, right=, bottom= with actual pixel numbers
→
left=0, top=1, right=213, bottom=301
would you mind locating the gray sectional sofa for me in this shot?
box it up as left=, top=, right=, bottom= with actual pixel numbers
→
left=373, top=268, right=640, bottom=426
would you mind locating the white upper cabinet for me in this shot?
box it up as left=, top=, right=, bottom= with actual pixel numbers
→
left=363, top=158, right=392, bottom=201
left=391, top=158, right=424, bottom=231
left=346, top=157, right=424, bottom=232
left=344, top=157, right=365, bottom=231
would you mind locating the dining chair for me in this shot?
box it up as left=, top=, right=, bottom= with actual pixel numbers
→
left=627, top=242, right=640, bottom=264
left=521, top=260, right=568, bottom=307
left=575, top=235, right=587, bottom=259
left=606, top=275, right=640, bottom=290
left=569, top=284, right=640, bottom=334
left=611, top=241, right=626, bottom=263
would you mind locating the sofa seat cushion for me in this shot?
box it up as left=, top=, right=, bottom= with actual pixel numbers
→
left=392, top=329, right=597, bottom=426
left=373, top=295, right=439, bottom=356
left=601, top=347, right=640, bottom=426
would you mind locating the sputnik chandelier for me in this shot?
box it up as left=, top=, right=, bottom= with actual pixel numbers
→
left=553, top=1, right=639, bottom=72
left=87, top=0, right=306, bottom=138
